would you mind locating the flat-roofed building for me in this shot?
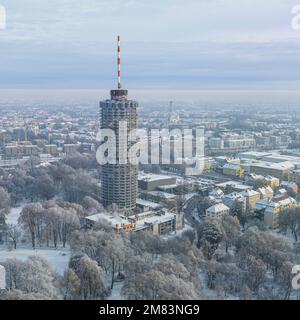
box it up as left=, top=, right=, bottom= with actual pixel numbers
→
left=138, top=173, right=177, bottom=191
left=250, top=162, right=293, bottom=181
left=81, top=210, right=182, bottom=236
left=63, top=144, right=80, bottom=154
left=81, top=212, right=136, bottom=233
left=136, top=199, right=162, bottom=212
left=223, top=163, right=244, bottom=177
left=238, top=151, right=272, bottom=160
left=23, top=145, right=39, bottom=156
left=4, top=145, right=19, bottom=157
left=44, top=144, right=58, bottom=155
left=141, top=190, right=177, bottom=208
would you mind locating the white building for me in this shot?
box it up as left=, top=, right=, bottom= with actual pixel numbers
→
left=206, top=203, right=230, bottom=218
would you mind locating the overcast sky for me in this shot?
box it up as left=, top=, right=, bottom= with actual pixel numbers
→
left=0, top=0, right=300, bottom=89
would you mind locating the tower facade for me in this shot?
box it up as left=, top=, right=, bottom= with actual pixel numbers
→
left=99, top=37, right=138, bottom=210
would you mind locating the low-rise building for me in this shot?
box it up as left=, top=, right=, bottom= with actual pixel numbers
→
left=209, top=188, right=224, bottom=199
left=223, top=163, right=244, bottom=177
left=250, top=162, right=293, bottom=181
left=242, top=189, right=260, bottom=211
left=138, top=173, right=177, bottom=191
left=255, top=195, right=298, bottom=229
left=280, top=181, right=298, bottom=194
left=292, top=170, right=300, bottom=187
left=265, top=176, right=280, bottom=189
left=44, top=144, right=58, bottom=155
left=141, top=190, right=177, bottom=206
left=81, top=210, right=183, bottom=236
left=206, top=203, right=230, bottom=218
left=223, top=192, right=246, bottom=212
left=63, top=144, right=80, bottom=154
left=136, top=198, right=162, bottom=211
left=81, top=213, right=136, bottom=232
left=257, top=186, right=274, bottom=200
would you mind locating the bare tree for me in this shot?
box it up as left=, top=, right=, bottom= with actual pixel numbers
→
left=19, top=203, right=44, bottom=249
left=279, top=207, right=300, bottom=242
left=6, top=224, right=22, bottom=249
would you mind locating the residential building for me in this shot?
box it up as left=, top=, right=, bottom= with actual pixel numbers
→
left=242, top=189, right=260, bottom=211
left=257, top=186, right=274, bottom=200
left=255, top=195, right=298, bottom=229
left=223, top=163, right=244, bottom=177
left=206, top=203, right=230, bottom=218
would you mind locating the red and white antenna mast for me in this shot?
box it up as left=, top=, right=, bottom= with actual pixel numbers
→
left=117, top=35, right=121, bottom=89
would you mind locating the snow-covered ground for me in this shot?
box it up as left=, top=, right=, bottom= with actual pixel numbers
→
left=109, top=281, right=125, bottom=300
left=0, top=246, right=70, bottom=275
left=6, top=205, right=24, bottom=225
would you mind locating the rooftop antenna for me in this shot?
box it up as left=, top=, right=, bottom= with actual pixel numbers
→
left=117, top=35, right=121, bottom=89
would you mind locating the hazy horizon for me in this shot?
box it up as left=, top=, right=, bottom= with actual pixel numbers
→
left=1, top=89, right=300, bottom=106
left=1, top=1, right=300, bottom=90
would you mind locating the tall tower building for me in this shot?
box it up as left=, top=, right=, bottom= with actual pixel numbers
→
left=100, top=36, right=138, bottom=210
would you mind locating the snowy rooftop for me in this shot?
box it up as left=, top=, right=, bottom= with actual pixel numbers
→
left=223, top=163, right=241, bottom=170
left=206, top=203, right=229, bottom=213
left=258, top=186, right=274, bottom=195
left=136, top=199, right=161, bottom=209
left=242, top=190, right=260, bottom=197
left=238, top=151, right=272, bottom=159
left=216, top=181, right=252, bottom=191
left=251, top=161, right=294, bottom=171
left=135, top=212, right=176, bottom=229
left=138, top=173, right=177, bottom=182
left=85, top=213, right=130, bottom=227
left=146, top=191, right=177, bottom=199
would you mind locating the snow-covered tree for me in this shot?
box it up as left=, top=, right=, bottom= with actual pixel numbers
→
left=68, top=255, right=108, bottom=300
left=0, top=186, right=10, bottom=215
left=60, top=269, right=80, bottom=300
left=279, top=207, right=300, bottom=242
left=2, top=256, right=60, bottom=299
left=19, top=203, right=44, bottom=248
left=81, top=196, right=104, bottom=214
left=220, top=215, right=240, bottom=253
left=6, top=224, right=22, bottom=249
left=197, top=219, right=224, bottom=260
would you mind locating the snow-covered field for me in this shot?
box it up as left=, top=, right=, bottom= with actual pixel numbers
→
left=6, top=206, right=24, bottom=225
left=0, top=246, right=70, bottom=275
left=109, top=281, right=125, bottom=300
